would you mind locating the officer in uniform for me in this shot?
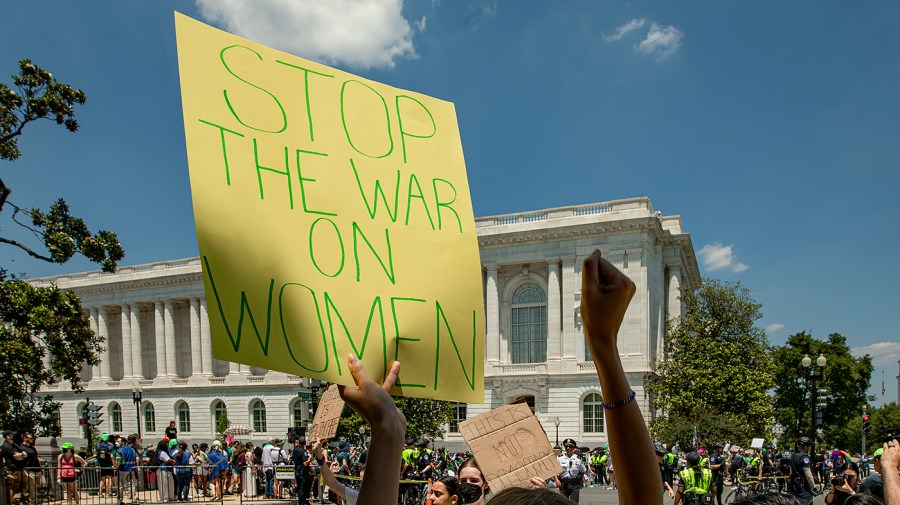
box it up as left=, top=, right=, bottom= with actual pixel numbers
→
left=789, top=437, right=817, bottom=505
left=555, top=438, right=587, bottom=503
left=708, top=443, right=725, bottom=505
left=674, top=452, right=714, bottom=505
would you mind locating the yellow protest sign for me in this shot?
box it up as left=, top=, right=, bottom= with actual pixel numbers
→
left=175, top=13, right=484, bottom=403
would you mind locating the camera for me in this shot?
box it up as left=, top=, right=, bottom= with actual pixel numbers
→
left=883, top=427, right=899, bottom=444
left=831, top=475, right=846, bottom=487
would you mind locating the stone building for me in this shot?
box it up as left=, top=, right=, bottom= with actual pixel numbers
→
left=36, top=196, right=699, bottom=449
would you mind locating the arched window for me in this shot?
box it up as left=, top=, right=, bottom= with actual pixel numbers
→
left=177, top=402, right=191, bottom=433
left=251, top=400, right=267, bottom=433
left=291, top=401, right=305, bottom=427
left=583, top=393, right=604, bottom=433
left=144, top=403, right=156, bottom=433
left=213, top=400, right=228, bottom=430
left=111, top=403, right=122, bottom=432
left=510, top=283, right=547, bottom=364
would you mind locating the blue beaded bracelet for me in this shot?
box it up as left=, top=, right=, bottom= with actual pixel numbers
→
left=601, top=390, right=636, bottom=409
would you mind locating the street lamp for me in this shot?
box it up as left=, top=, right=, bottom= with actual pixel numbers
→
left=553, top=417, right=561, bottom=448
left=801, top=353, right=827, bottom=449
left=309, top=379, right=323, bottom=420
left=358, top=426, right=366, bottom=447
left=131, top=382, right=144, bottom=439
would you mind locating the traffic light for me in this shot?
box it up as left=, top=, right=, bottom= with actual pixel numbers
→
left=86, top=403, right=103, bottom=426
left=79, top=417, right=88, bottom=427
left=862, top=415, right=870, bottom=434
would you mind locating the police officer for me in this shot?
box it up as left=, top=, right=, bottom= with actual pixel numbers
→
left=555, top=438, right=587, bottom=503
left=708, top=443, right=726, bottom=505
left=674, top=452, right=714, bottom=505
left=790, top=437, right=817, bottom=505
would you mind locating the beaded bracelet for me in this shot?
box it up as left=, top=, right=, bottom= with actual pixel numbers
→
left=601, top=390, right=636, bottom=409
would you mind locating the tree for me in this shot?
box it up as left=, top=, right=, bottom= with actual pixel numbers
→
left=336, top=397, right=453, bottom=444
left=648, top=279, right=775, bottom=447
left=771, top=332, right=873, bottom=447
left=0, top=59, right=124, bottom=436
left=215, top=409, right=231, bottom=441
left=829, top=402, right=900, bottom=454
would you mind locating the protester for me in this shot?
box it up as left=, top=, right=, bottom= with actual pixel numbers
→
left=457, top=458, right=489, bottom=505
left=56, top=442, right=86, bottom=505
left=3, top=430, right=27, bottom=505
left=313, top=438, right=362, bottom=505
left=116, top=435, right=139, bottom=504
left=97, top=433, right=116, bottom=498
left=21, top=432, right=41, bottom=505
left=165, top=421, right=177, bottom=440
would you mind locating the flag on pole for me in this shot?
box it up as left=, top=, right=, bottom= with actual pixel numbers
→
left=882, top=371, right=886, bottom=401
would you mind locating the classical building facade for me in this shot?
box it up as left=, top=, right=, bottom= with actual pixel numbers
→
left=35, top=197, right=699, bottom=449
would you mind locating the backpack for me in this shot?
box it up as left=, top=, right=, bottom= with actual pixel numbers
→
left=97, top=443, right=111, bottom=465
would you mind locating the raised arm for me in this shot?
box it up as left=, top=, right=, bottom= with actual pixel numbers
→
left=338, top=356, right=406, bottom=505
left=581, top=250, right=662, bottom=505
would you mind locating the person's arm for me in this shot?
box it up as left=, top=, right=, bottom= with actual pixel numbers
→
left=803, top=466, right=816, bottom=491
left=581, top=250, right=662, bottom=505
left=881, top=442, right=900, bottom=505
left=664, top=481, right=674, bottom=498
left=338, top=356, right=405, bottom=505
left=56, top=455, right=62, bottom=482
left=673, top=486, right=683, bottom=505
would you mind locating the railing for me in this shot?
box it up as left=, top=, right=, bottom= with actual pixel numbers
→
left=475, top=197, right=654, bottom=228
left=0, top=463, right=326, bottom=505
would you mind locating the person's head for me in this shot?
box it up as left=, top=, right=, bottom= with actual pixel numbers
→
left=179, top=442, right=188, bottom=451
left=192, top=444, right=199, bottom=451
left=100, top=433, right=109, bottom=442
left=563, top=438, right=576, bottom=455
left=458, top=458, right=488, bottom=496
left=713, top=443, right=724, bottom=454
left=406, top=439, right=414, bottom=447
left=872, top=447, right=883, bottom=473
left=169, top=420, right=176, bottom=428
left=845, top=493, right=888, bottom=505
left=798, top=437, right=813, bottom=451
left=156, top=440, right=168, bottom=451
left=200, top=443, right=209, bottom=452
left=432, top=476, right=460, bottom=505
left=489, top=487, right=574, bottom=505
left=22, top=432, right=34, bottom=445
left=686, top=452, right=701, bottom=468
left=61, top=442, right=74, bottom=454
left=833, top=461, right=859, bottom=492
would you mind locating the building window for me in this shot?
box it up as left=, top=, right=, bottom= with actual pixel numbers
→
left=511, top=394, right=536, bottom=414
left=510, top=283, right=547, bottom=364
left=144, top=403, right=156, bottom=433
left=251, top=400, right=267, bottom=433
left=583, top=393, right=604, bottom=433
left=449, top=403, right=467, bottom=433
left=177, top=402, right=191, bottom=433
left=111, top=403, right=122, bottom=432
left=292, top=401, right=305, bottom=427
left=213, top=400, right=227, bottom=429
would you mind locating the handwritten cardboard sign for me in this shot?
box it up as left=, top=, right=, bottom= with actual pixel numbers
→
left=307, top=384, right=344, bottom=441
left=175, top=13, right=484, bottom=403
left=459, top=403, right=562, bottom=493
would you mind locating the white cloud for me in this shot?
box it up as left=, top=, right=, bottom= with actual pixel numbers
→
left=851, top=341, right=900, bottom=367
left=698, top=243, right=749, bottom=273
left=414, top=16, right=427, bottom=32
left=765, top=323, right=784, bottom=334
left=603, top=19, right=646, bottom=42
left=637, top=23, right=683, bottom=59
left=195, top=0, right=418, bottom=69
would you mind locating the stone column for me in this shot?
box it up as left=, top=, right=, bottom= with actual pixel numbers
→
left=561, top=256, right=578, bottom=360
left=90, top=308, right=101, bottom=379
left=130, top=304, right=144, bottom=379
left=121, top=305, right=133, bottom=379
left=154, top=301, right=167, bottom=379
left=546, top=261, right=561, bottom=361
left=200, top=298, right=212, bottom=376
left=485, top=266, right=500, bottom=363
left=190, top=298, right=201, bottom=377
left=164, top=300, right=177, bottom=377
left=666, top=266, right=682, bottom=322
left=98, top=307, right=111, bottom=379
left=229, top=360, right=240, bottom=376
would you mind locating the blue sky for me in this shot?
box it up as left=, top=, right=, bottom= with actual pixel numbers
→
left=2, top=1, right=898, bottom=405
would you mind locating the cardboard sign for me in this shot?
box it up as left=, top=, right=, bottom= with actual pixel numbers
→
left=458, top=403, right=562, bottom=493
left=750, top=438, right=764, bottom=449
left=307, top=384, right=345, bottom=441
left=174, top=13, right=485, bottom=403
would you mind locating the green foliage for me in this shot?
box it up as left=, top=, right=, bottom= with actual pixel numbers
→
left=648, top=279, right=775, bottom=446
left=337, top=396, right=453, bottom=443
left=215, top=409, right=231, bottom=441
left=829, top=403, right=900, bottom=454
left=0, top=271, right=102, bottom=436
left=0, top=59, right=123, bottom=437
left=771, top=332, right=873, bottom=447
left=0, top=59, right=86, bottom=162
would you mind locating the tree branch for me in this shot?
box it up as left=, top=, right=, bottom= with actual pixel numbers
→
left=0, top=236, right=54, bottom=263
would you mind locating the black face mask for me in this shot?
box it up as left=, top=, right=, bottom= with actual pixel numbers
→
left=458, top=483, right=483, bottom=505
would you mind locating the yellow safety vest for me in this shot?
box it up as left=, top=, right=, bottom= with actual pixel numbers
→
left=679, top=467, right=712, bottom=495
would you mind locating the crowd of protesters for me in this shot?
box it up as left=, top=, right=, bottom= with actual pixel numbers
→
left=4, top=251, right=900, bottom=505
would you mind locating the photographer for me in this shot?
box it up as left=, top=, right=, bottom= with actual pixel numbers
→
left=825, top=461, right=860, bottom=505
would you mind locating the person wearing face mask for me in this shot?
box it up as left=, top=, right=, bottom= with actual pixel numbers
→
left=457, top=459, right=489, bottom=505
left=825, top=461, right=861, bottom=505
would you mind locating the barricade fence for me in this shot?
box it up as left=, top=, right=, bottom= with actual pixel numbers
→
left=0, top=464, right=348, bottom=505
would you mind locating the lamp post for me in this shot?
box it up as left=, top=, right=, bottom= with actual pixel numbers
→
left=801, top=353, right=827, bottom=451
left=309, top=379, right=322, bottom=420
left=553, top=417, right=561, bottom=449
left=358, top=426, right=366, bottom=447
left=131, top=383, right=144, bottom=439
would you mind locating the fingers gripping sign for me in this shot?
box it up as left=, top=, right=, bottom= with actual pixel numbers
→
left=338, top=354, right=406, bottom=431
left=580, top=249, right=636, bottom=357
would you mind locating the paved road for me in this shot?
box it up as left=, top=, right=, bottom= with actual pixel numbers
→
left=578, top=485, right=830, bottom=504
